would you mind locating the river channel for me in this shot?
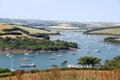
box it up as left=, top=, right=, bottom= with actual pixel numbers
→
left=0, top=30, right=120, bottom=70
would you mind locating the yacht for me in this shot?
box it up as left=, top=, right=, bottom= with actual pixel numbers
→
left=57, top=54, right=62, bottom=57
left=21, top=57, right=29, bottom=61
left=49, top=57, right=55, bottom=60
left=24, top=53, right=29, bottom=56
left=94, top=49, right=100, bottom=52
left=6, top=53, right=10, bottom=56
left=67, top=64, right=79, bottom=68
left=20, top=63, right=36, bottom=67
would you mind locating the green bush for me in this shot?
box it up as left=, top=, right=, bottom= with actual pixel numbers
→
left=0, top=68, right=11, bottom=73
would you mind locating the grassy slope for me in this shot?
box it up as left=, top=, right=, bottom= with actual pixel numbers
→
left=89, top=27, right=120, bottom=42
left=89, top=28, right=120, bottom=35
left=47, top=23, right=79, bottom=29
left=0, top=31, right=31, bottom=38
left=0, top=23, right=32, bottom=38
left=0, top=23, right=12, bottom=32
left=13, top=25, right=55, bottom=34
left=0, top=23, right=56, bottom=38
left=116, top=38, right=120, bottom=40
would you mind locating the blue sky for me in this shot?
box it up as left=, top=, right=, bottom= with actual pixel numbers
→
left=0, top=0, right=120, bottom=22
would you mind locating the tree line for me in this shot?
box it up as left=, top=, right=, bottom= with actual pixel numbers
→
left=2, top=27, right=30, bottom=34
left=61, top=55, right=120, bottom=70
left=0, top=32, right=22, bottom=35
left=77, top=55, right=120, bottom=69
left=0, top=36, right=78, bottom=51
left=104, top=37, right=120, bottom=44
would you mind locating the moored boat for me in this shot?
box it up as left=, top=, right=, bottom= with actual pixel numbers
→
left=94, top=49, right=100, bottom=52
left=21, top=57, right=29, bottom=61
left=24, top=53, right=29, bottom=56
left=20, top=63, right=36, bottom=67
left=49, top=57, right=55, bottom=60
left=67, top=64, right=79, bottom=68
left=6, top=54, right=10, bottom=56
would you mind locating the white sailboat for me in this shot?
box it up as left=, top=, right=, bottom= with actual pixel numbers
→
left=6, top=53, right=10, bottom=56
left=94, top=49, right=100, bottom=52
left=24, top=53, right=29, bottom=56
left=49, top=57, right=55, bottom=60
left=21, top=57, right=29, bottom=61
left=20, top=63, right=36, bottom=67
left=57, top=54, right=62, bottom=57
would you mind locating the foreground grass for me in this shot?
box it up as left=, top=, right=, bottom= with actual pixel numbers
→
left=0, top=73, right=10, bottom=78
left=1, top=68, right=120, bottom=80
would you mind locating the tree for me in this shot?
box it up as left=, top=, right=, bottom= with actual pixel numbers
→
left=90, top=57, right=101, bottom=67
left=105, top=55, right=120, bottom=69
left=0, top=36, right=77, bottom=51
left=78, top=56, right=101, bottom=68
left=3, top=37, right=11, bottom=42
left=44, top=35, right=50, bottom=40
left=77, top=56, right=89, bottom=68
left=68, top=42, right=78, bottom=48
left=51, top=64, right=58, bottom=68
left=105, top=60, right=115, bottom=69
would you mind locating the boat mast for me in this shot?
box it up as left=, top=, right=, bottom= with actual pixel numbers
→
left=11, top=58, right=13, bottom=69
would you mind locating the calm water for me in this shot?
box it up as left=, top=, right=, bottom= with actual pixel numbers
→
left=0, top=31, right=120, bottom=70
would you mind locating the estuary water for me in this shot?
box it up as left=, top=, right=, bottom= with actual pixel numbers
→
left=0, top=30, right=120, bottom=70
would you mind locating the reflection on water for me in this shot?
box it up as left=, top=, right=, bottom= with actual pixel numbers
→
left=0, top=31, right=120, bottom=70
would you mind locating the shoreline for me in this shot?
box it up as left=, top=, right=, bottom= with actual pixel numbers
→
left=0, top=48, right=80, bottom=54
left=46, top=28, right=86, bottom=32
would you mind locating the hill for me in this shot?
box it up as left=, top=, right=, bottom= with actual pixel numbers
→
left=84, top=26, right=120, bottom=36
left=0, top=23, right=12, bottom=32
left=1, top=18, right=120, bottom=31
left=46, top=23, right=80, bottom=30
left=84, top=27, right=120, bottom=44
left=0, top=23, right=78, bottom=52
left=0, top=23, right=57, bottom=38
left=0, top=18, right=59, bottom=28
left=0, top=18, right=87, bottom=30
left=88, top=27, right=120, bottom=36
left=12, top=25, right=55, bottom=34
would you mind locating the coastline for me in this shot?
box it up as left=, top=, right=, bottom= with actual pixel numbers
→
left=0, top=48, right=80, bottom=54
left=47, top=28, right=86, bottom=32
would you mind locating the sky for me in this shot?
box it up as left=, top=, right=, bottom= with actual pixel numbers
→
left=0, top=0, right=120, bottom=22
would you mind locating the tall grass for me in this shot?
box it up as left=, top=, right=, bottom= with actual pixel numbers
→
left=1, top=68, right=120, bottom=80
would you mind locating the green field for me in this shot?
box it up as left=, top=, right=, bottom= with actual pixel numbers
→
left=116, top=38, right=120, bottom=40
left=84, top=27, right=120, bottom=43
left=12, top=25, right=55, bottom=34
left=0, top=23, right=56, bottom=34
left=89, top=28, right=120, bottom=35
left=88, top=27, right=120, bottom=43
left=0, top=23, right=57, bottom=38
left=0, top=23, right=12, bottom=32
